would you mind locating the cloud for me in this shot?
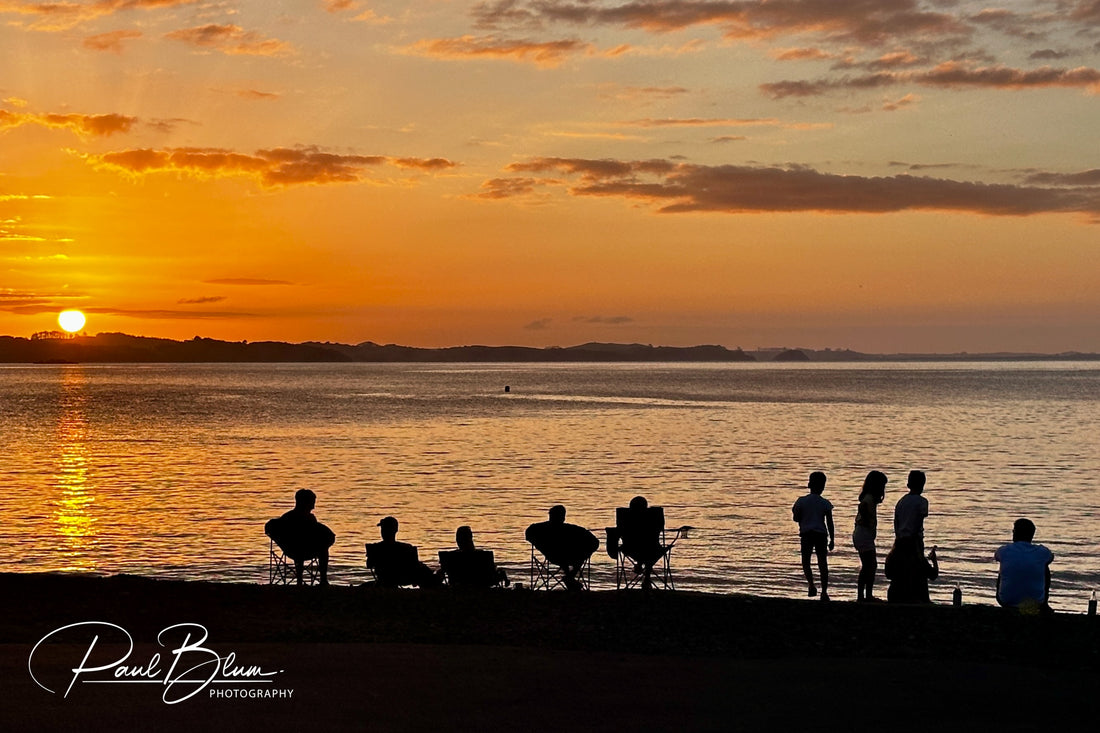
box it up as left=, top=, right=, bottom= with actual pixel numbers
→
left=485, top=157, right=1100, bottom=219
left=82, top=306, right=258, bottom=320
left=406, top=35, right=591, bottom=67
left=83, top=29, right=142, bottom=53
left=234, top=89, right=281, bottom=101
left=472, top=0, right=970, bottom=47
left=204, top=278, right=292, bottom=286
left=1024, top=169, right=1100, bottom=187
left=0, top=0, right=199, bottom=32
left=0, top=109, right=136, bottom=137
left=598, top=85, right=690, bottom=101
left=621, top=116, right=830, bottom=131
left=84, top=146, right=458, bottom=187
left=524, top=318, right=552, bottom=330
left=711, top=135, right=747, bottom=143
left=574, top=315, right=634, bottom=325
left=471, top=177, right=555, bottom=200
left=177, top=295, right=227, bottom=304
left=761, top=62, right=1100, bottom=97
left=165, top=24, right=294, bottom=56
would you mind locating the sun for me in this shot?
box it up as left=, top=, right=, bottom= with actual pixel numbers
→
left=58, top=310, right=86, bottom=334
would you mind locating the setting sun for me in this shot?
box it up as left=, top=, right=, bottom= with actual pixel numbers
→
left=58, top=310, right=86, bottom=334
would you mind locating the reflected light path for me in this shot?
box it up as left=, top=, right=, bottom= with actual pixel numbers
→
left=52, top=367, right=97, bottom=570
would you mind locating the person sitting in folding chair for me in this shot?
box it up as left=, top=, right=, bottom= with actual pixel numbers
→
left=366, top=516, right=441, bottom=588
left=525, top=505, right=599, bottom=591
left=607, top=496, right=676, bottom=590
left=438, top=525, right=509, bottom=589
left=265, top=489, right=335, bottom=586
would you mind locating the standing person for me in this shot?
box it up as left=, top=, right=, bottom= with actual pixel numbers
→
left=894, top=470, right=929, bottom=548
left=995, top=518, right=1054, bottom=614
left=852, top=470, right=888, bottom=602
left=885, top=538, right=939, bottom=603
left=792, top=471, right=835, bottom=600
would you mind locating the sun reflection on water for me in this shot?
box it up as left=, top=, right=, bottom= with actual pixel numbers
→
left=53, top=367, right=97, bottom=570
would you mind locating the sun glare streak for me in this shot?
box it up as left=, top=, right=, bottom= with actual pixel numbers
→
left=53, top=368, right=98, bottom=571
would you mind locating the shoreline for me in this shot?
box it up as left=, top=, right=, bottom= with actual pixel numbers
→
left=4, top=572, right=1098, bottom=730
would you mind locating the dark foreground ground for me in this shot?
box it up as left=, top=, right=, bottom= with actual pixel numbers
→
left=2, top=573, right=1098, bottom=732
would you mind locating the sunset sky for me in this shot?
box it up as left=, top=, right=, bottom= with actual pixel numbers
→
left=2, top=0, right=1098, bottom=352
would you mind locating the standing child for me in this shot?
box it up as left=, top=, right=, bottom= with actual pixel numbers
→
left=792, top=471, right=835, bottom=600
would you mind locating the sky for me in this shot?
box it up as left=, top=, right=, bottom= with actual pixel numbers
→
left=1, top=0, right=1098, bottom=353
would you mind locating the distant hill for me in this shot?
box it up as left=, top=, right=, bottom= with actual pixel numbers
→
left=0, top=333, right=1096, bottom=364
left=0, top=334, right=755, bottom=363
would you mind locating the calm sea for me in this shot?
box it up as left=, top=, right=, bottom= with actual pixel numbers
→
left=2, top=362, right=1097, bottom=611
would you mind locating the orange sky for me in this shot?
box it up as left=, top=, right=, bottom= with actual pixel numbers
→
left=2, top=1, right=1099, bottom=352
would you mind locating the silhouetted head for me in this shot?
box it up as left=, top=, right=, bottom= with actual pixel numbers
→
left=907, top=470, right=926, bottom=494
left=378, top=516, right=399, bottom=541
left=808, top=471, right=827, bottom=494
left=629, top=496, right=648, bottom=511
left=456, top=525, right=475, bottom=551
left=1013, top=518, right=1036, bottom=543
left=860, top=470, right=888, bottom=503
left=548, top=505, right=566, bottom=524
left=294, top=489, right=316, bottom=511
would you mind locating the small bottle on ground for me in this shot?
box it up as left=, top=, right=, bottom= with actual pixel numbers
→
left=952, top=584, right=962, bottom=607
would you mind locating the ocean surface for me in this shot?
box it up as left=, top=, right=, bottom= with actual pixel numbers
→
left=2, top=361, right=1097, bottom=611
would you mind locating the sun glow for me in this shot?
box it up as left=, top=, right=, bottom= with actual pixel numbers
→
left=58, top=310, right=86, bottom=333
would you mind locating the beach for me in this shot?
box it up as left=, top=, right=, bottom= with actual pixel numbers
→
left=3, top=573, right=1098, bottom=731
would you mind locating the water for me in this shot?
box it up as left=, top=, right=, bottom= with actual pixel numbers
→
left=2, top=361, right=1098, bottom=611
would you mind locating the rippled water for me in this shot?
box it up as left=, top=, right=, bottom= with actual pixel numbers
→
left=2, top=362, right=1098, bottom=611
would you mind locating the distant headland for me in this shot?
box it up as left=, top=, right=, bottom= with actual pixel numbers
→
left=1, top=333, right=1097, bottom=364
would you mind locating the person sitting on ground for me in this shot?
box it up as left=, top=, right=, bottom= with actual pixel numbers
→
left=265, top=488, right=336, bottom=586
left=792, top=471, right=835, bottom=601
left=525, top=504, right=599, bottom=591
left=366, top=516, right=441, bottom=588
left=995, top=518, right=1054, bottom=614
left=884, top=537, right=939, bottom=604
left=439, top=525, right=509, bottom=589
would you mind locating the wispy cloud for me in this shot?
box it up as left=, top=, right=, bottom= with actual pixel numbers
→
left=84, top=147, right=458, bottom=187
left=0, top=109, right=136, bottom=137
left=574, top=315, right=634, bottom=325
left=177, top=295, right=226, bottom=304
left=487, top=157, right=1100, bottom=219
left=204, top=278, right=292, bottom=286
left=524, top=317, right=552, bottom=330
left=0, top=0, right=199, bottom=32
left=165, top=24, right=294, bottom=57
left=621, top=117, right=830, bottom=130
left=405, top=35, right=590, bottom=67
left=83, top=29, right=142, bottom=53
left=762, top=62, right=1100, bottom=97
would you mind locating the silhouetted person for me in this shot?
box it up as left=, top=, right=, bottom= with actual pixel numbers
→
left=852, top=470, right=888, bottom=602
left=894, top=470, right=929, bottom=548
left=366, top=516, right=441, bottom=588
left=792, top=472, right=834, bottom=600
left=885, top=537, right=939, bottom=604
left=439, top=525, right=508, bottom=589
left=995, top=518, right=1054, bottom=614
left=265, top=488, right=335, bottom=585
left=608, top=496, right=669, bottom=590
left=525, top=504, right=599, bottom=591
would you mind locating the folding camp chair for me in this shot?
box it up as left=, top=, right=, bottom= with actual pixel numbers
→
left=268, top=538, right=319, bottom=585
left=366, top=541, right=436, bottom=588
left=439, top=549, right=509, bottom=589
left=529, top=545, right=591, bottom=591
left=605, top=505, right=690, bottom=590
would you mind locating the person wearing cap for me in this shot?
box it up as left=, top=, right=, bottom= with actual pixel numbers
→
left=366, top=516, right=441, bottom=588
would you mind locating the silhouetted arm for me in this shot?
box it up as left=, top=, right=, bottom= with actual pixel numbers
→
left=825, top=510, right=835, bottom=552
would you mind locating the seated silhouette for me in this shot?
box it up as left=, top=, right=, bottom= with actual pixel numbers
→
left=606, top=496, right=671, bottom=590
left=438, top=525, right=509, bottom=589
left=265, top=489, right=336, bottom=586
left=525, top=505, right=599, bottom=591
left=884, top=536, right=939, bottom=604
left=365, top=516, right=441, bottom=588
